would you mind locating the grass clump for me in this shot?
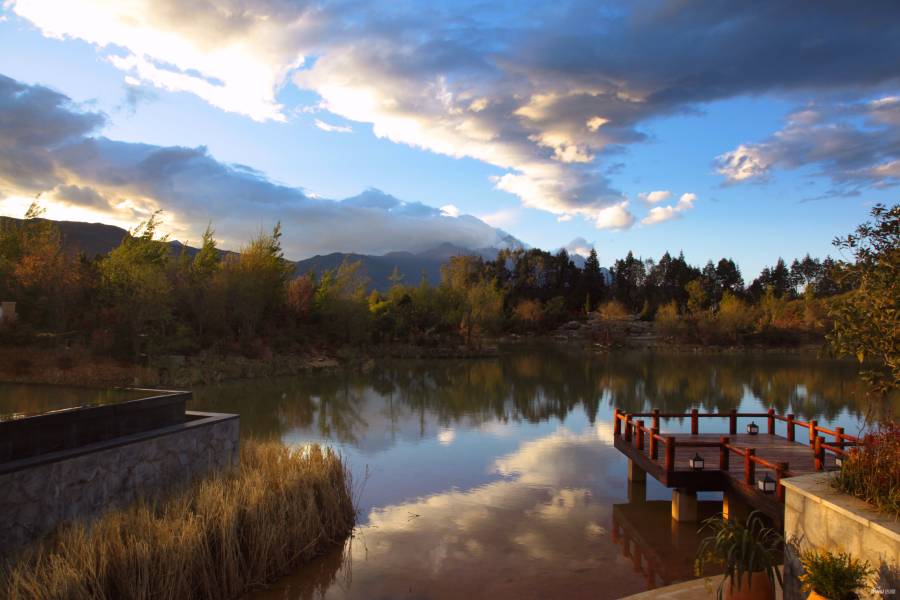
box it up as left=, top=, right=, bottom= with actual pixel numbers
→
left=1, top=440, right=355, bottom=600
left=799, top=548, right=874, bottom=600
left=832, top=421, right=900, bottom=518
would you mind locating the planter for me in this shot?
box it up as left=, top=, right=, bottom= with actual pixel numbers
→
left=726, top=570, right=775, bottom=600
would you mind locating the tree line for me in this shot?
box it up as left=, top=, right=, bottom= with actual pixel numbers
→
left=0, top=202, right=896, bottom=390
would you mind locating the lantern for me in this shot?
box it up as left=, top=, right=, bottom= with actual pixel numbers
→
left=757, top=473, right=776, bottom=494
left=834, top=454, right=844, bottom=469
left=746, top=421, right=759, bottom=435
left=689, top=452, right=705, bottom=471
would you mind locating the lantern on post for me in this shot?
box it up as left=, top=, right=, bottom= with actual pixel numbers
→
left=689, top=452, right=705, bottom=471
left=757, top=473, right=776, bottom=494
left=746, top=421, right=760, bottom=435
left=834, top=454, right=844, bottom=469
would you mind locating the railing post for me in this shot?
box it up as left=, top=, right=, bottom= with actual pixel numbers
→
left=786, top=414, right=795, bottom=442
left=729, top=409, right=737, bottom=435
left=835, top=427, right=845, bottom=450
left=744, top=448, right=756, bottom=485
left=614, top=409, right=621, bottom=437
left=636, top=420, right=645, bottom=451
left=652, top=408, right=660, bottom=431
left=664, top=437, right=675, bottom=472
left=776, top=462, right=789, bottom=502
left=691, top=408, right=699, bottom=435
left=767, top=408, right=775, bottom=435
left=625, top=414, right=633, bottom=442
left=809, top=419, right=818, bottom=445
left=814, top=436, right=824, bottom=471
left=720, top=436, right=730, bottom=471
left=650, top=427, right=659, bottom=460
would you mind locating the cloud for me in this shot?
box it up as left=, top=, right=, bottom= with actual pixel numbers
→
left=717, top=98, right=900, bottom=189
left=439, top=204, right=460, bottom=218
left=9, top=1, right=900, bottom=221
left=563, top=236, right=593, bottom=257
left=119, top=82, right=157, bottom=115
left=314, top=118, right=352, bottom=133
left=593, top=201, right=635, bottom=231
left=638, top=190, right=671, bottom=204
left=0, top=74, right=517, bottom=257
left=640, top=192, right=696, bottom=225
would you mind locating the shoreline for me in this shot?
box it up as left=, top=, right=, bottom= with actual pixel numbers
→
left=0, top=336, right=830, bottom=389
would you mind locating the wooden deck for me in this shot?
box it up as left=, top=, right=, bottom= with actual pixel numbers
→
left=612, top=408, right=858, bottom=522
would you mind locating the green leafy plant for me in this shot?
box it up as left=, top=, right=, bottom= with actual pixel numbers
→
left=832, top=421, right=900, bottom=518
left=798, top=548, right=873, bottom=600
left=695, top=511, right=784, bottom=600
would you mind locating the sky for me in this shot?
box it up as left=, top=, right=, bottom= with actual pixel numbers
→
left=1, top=1, right=899, bottom=278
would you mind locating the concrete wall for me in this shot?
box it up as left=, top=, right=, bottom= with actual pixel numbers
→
left=782, top=473, right=899, bottom=600
left=0, top=410, right=238, bottom=559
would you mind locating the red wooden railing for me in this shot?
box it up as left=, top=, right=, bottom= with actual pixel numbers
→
left=612, top=408, right=861, bottom=503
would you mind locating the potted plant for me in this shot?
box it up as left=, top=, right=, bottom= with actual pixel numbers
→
left=695, top=511, right=783, bottom=600
left=798, top=548, right=873, bottom=600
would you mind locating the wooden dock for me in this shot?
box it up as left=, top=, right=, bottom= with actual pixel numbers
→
left=612, top=408, right=861, bottom=523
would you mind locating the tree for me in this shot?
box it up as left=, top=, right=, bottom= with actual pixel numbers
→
left=99, top=212, right=172, bottom=359
left=827, top=204, right=899, bottom=393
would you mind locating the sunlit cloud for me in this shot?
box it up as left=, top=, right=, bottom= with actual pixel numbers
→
left=638, top=190, right=671, bottom=204
left=593, top=201, right=635, bottom=231
left=641, top=192, right=696, bottom=226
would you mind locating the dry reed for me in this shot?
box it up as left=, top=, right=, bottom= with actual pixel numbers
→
left=1, top=440, right=355, bottom=600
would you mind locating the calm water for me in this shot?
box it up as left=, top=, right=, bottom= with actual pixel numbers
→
left=0, top=383, right=148, bottom=421
left=177, top=347, right=894, bottom=600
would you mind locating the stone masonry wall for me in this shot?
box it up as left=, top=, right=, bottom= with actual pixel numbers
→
left=782, top=473, right=899, bottom=600
left=0, top=412, right=238, bottom=559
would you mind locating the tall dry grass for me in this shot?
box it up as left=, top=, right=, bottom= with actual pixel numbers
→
left=1, top=440, right=355, bottom=600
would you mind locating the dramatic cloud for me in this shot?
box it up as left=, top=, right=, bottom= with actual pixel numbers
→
left=314, top=118, right=352, bottom=133
left=0, top=74, right=516, bottom=257
left=717, top=98, right=900, bottom=190
left=8, top=1, right=900, bottom=223
left=641, top=192, right=696, bottom=225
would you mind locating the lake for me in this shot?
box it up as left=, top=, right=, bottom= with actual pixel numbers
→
left=187, top=346, right=896, bottom=600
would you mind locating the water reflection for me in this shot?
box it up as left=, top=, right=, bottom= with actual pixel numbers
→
left=0, top=383, right=147, bottom=420
left=186, top=348, right=895, bottom=599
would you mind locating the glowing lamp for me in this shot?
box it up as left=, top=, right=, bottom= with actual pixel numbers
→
left=689, top=453, right=705, bottom=471
left=757, top=473, right=776, bottom=494
left=746, top=421, right=760, bottom=435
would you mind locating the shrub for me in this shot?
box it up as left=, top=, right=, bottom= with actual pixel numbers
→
left=655, top=301, right=684, bottom=338
left=715, top=292, right=756, bottom=341
left=832, top=421, right=900, bottom=517
left=597, top=300, right=630, bottom=321
left=1, top=440, right=355, bottom=600
left=799, top=549, right=873, bottom=600
left=513, top=299, right=544, bottom=331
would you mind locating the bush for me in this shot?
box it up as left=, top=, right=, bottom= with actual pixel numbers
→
left=832, top=422, right=900, bottom=517
left=512, top=299, right=544, bottom=331
left=799, top=549, right=873, bottom=600
left=1, top=441, right=355, bottom=600
left=596, top=300, right=630, bottom=321
left=655, top=301, right=684, bottom=338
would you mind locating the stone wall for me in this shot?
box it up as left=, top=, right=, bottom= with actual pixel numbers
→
left=0, top=410, right=238, bottom=559
left=782, top=472, right=899, bottom=600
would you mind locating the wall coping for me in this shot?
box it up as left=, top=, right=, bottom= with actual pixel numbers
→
left=781, top=472, right=900, bottom=542
left=0, top=411, right=238, bottom=476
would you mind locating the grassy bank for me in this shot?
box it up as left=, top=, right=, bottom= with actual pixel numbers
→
left=1, top=440, right=355, bottom=600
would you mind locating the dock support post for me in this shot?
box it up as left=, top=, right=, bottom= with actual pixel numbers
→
left=814, top=436, right=824, bottom=471
left=664, top=437, right=676, bottom=472
left=671, top=488, right=698, bottom=523
left=652, top=408, right=660, bottom=430
left=691, top=409, right=699, bottom=435
left=744, top=448, right=756, bottom=485
left=635, top=420, right=645, bottom=450
left=719, top=436, right=730, bottom=471
left=627, top=478, right=646, bottom=503
left=628, top=459, right=646, bottom=483
left=809, top=419, right=818, bottom=445
left=729, top=409, right=737, bottom=435
left=835, top=427, right=844, bottom=449
left=787, top=414, right=795, bottom=442
left=650, top=427, right=659, bottom=460
left=625, top=414, right=633, bottom=442
left=767, top=408, right=775, bottom=435
left=614, top=409, right=621, bottom=437
left=723, top=490, right=750, bottom=522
